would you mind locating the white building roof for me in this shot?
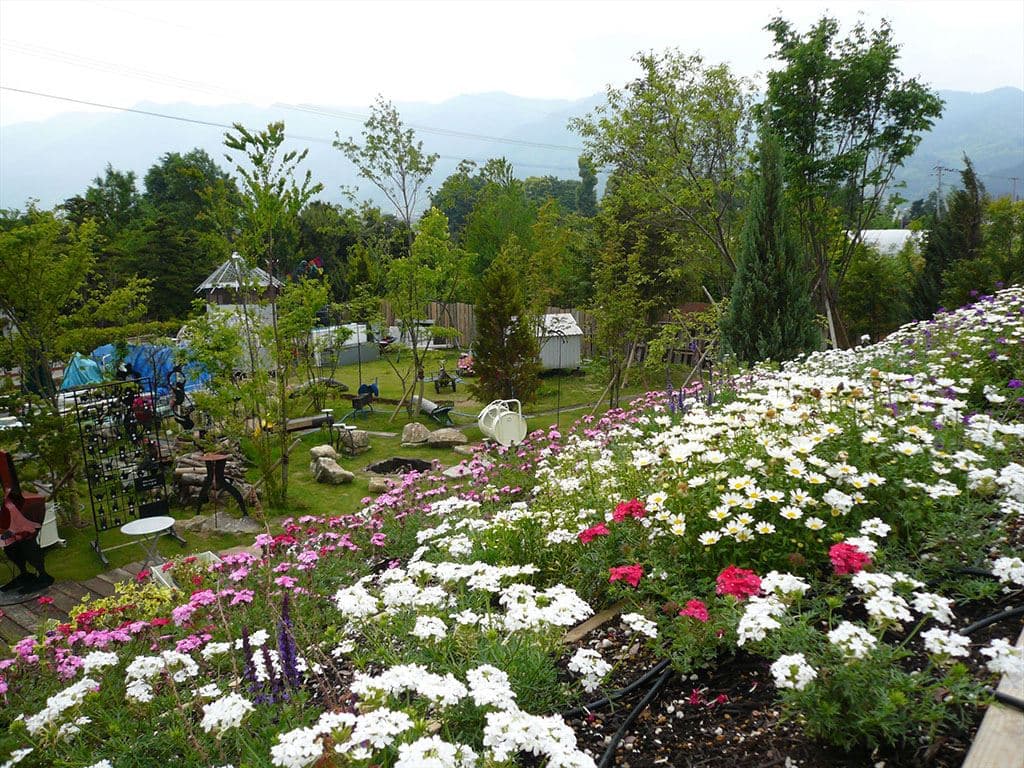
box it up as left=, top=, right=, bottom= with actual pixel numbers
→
left=538, top=313, right=583, bottom=338
left=856, top=230, right=925, bottom=256
left=195, top=252, right=283, bottom=293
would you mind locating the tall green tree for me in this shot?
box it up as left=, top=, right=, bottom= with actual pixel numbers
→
left=470, top=242, right=541, bottom=404
left=335, top=97, right=437, bottom=254
left=721, top=134, right=820, bottom=363
left=914, top=158, right=985, bottom=317
left=577, top=155, right=599, bottom=217
left=573, top=50, right=753, bottom=274
left=220, top=121, right=323, bottom=506
left=760, top=15, right=943, bottom=345
left=462, top=175, right=537, bottom=288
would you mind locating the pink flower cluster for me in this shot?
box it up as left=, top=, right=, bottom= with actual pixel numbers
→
left=608, top=564, right=644, bottom=588
left=715, top=565, right=762, bottom=600
left=829, top=542, right=872, bottom=575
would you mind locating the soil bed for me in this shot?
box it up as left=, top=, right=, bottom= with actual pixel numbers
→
left=555, top=592, right=1023, bottom=768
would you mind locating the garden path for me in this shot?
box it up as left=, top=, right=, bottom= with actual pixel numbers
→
left=0, top=544, right=258, bottom=647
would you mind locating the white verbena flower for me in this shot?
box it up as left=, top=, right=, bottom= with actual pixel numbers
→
left=827, top=621, right=877, bottom=660
left=921, top=628, right=971, bottom=660
left=201, top=693, right=255, bottom=735
left=770, top=653, right=817, bottom=691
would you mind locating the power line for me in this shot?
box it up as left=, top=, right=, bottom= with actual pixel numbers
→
left=0, top=85, right=582, bottom=175
left=1, top=38, right=587, bottom=154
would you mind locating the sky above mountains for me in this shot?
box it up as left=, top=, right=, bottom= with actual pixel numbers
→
left=1, top=0, right=1022, bottom=127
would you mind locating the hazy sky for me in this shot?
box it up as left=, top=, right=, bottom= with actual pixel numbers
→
left=1, top=0, right=1022, bottom=126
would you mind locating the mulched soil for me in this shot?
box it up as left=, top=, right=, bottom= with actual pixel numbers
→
left=557, top=589, right=1023, bottom=768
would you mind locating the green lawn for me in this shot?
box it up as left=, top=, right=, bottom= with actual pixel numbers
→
left=15, top=354, right=696, bottom=584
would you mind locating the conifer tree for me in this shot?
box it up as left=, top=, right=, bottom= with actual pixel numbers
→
left=470, top=240, right=540, bottom=403
left=722, top=133, right=819, bottom=363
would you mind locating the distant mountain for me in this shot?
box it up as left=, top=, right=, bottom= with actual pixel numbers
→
left=1, top=88, right=1020, bottom=211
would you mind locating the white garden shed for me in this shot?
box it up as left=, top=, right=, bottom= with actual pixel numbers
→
left=538, top=313, right=583, bottom=371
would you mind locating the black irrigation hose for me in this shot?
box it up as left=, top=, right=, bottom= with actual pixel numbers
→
left=959, top=604, right=1024, bottom=636
left=994, top=690, right=1024, bottom=713
left=596, top=666, right=675, bottom=768
left=562, top=658, right=673, bottom=719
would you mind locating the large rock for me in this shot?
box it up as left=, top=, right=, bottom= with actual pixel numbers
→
left=402, top=422, right=431, bottom=445
left=310, top=456, right=354, bottom=484
left=346, top=429, right=371, bottom=454
left=178, top=514, right=209, bottom=533
left=310, top=444, right=338, bottom=461
left=453, top=444, right=479, bottom=457
left=427, top=427, right=468, bottom=448
left=368, top=476, right=392, bottom=494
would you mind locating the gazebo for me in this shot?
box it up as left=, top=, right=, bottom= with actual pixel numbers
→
left=195, top=253, right=283, bottom=308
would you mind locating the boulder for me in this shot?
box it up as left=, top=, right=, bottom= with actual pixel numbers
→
left=348, top=429, right=371, bottom=453
left=402, top=422, right=432, bottom=445
left=443, top=463, right=473, bottom=479
left=452, top=443, right=480, bottom=457
left=427, top=427, right=468, bottom=448
left=177, top=514, right=210, bottom=533
left=368, top=476, right=392, bottom=494
left=310, top=444, right=338, bottom=461
left=310, top=456, right=355, bottom=484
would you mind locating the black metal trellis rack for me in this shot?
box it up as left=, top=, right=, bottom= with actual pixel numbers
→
left=73, top=380, right=184, bottom=564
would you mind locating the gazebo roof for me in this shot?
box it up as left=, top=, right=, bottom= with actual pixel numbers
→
left=195, top=253, right=283, bottom=293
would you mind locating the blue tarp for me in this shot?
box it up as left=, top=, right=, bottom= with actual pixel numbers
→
left=60, top=352, right=104, bottom=391
left=90, top=343, right=209, bottom=395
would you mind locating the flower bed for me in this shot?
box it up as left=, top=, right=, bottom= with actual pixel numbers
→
left=1, top=289, right=1022, bottom=768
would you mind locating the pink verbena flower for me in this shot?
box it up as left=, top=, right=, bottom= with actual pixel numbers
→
left=679, top=599, right=709, bottom=622
left=829, top=542, right=872, bottom=575
left=715, top=565, right=762, bottom=600
left=612, top=499, right=647, bottom=523
left=609, top=564, right=644, bottom=588
left=578, top=523, right=610, bottom=544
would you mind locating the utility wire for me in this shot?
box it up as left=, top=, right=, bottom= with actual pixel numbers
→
left=0, top=85, right=582, bottom=174
left=1, top=38, right=587, bottom=153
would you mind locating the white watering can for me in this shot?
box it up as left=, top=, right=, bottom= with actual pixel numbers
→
left=477, top=399, right=527, bottom=446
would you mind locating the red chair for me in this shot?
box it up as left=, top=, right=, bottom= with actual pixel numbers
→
left=1, top=450, right=52, bottom=593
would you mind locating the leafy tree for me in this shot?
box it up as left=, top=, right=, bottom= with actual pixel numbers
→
left=462, top=176, right=537, bottom=288
left=577, top=155, right=598, bottom=217
left=220, top=121, right=323, bottom=506
left=335, top=97, right=437, bottom=253
left=573, top=50, right=753, bottom=273
left=938, top=191, right=1022, bottom=310
left=63, top=164, right=142, bottom=235
left=430, top=160, right=488, bottom=239
left=143, top=149, right=236, bottom=229
left=296, top=201, right=361, bottom=301
left=840, top=240, right=919, bottom=343
left=721, top=133, right=820, bottom=363
left=914, top=158, right=985, bottom=317
left=0, top=207, right=149, bottom=522
left=470, top=242, right=540, bottom=404
left=385, top=208, right=461, bottom=416
left=523, top=175, right=581, bottom=212
left=760, top=15, right=944, bottom=345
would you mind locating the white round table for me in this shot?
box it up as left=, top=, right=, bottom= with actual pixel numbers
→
left=120, top=516, right=177, bottom=568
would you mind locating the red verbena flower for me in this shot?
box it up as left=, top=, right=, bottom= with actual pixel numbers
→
left=612, top=499, right=647, bottom=522
left=36, top=596, right=54, bottom=605
left=578, top=523, right=610, bottom=544
left=829, top=542, right=872, bottom=575
left=679, top=599, right=709, bottom=622
left=715, top=565, right=762, bottom=600
left=608, top=564, right=644, bottom=588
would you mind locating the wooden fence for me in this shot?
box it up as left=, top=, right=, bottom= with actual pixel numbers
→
left=381, top=301, right=597, bottom=358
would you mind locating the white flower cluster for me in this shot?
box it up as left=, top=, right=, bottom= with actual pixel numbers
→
left=921, top=628, right=971, bottom=661
left=992, top=556, right=1024, bottom=586
left=81, top=651, right=120, bottom=675
left=483, top=707, right=596, bottom=768
left=200, top=692, right=255, bottom=735
left=499, top=583, right=593, bottom=632
left=466, top=665, right=517, bottom=710
left=827, top=621, right=877, bottom=660
left=567, top=648, right=612, bottom=693
left=351, top=664, right=468, bottom=709
left=124, top=650, right=199, bottom=704
left=24, top=677, right=98, bottom=735
left=980, top=638, right=1024, bottom=677
left=760, top=571, right=810, bottom=599
left=737, top=596, right=786, bottom=646
left=270, top=711, right=357, bottom=768
left=770, top=653, right=817, bottom=691
left=333, top=583, right=380, bottom=618
left=395, top=735, right=478, bottom=768
left=620, top=612, right=658, bottom=638
left=411, top=615, right=448, bottom=642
